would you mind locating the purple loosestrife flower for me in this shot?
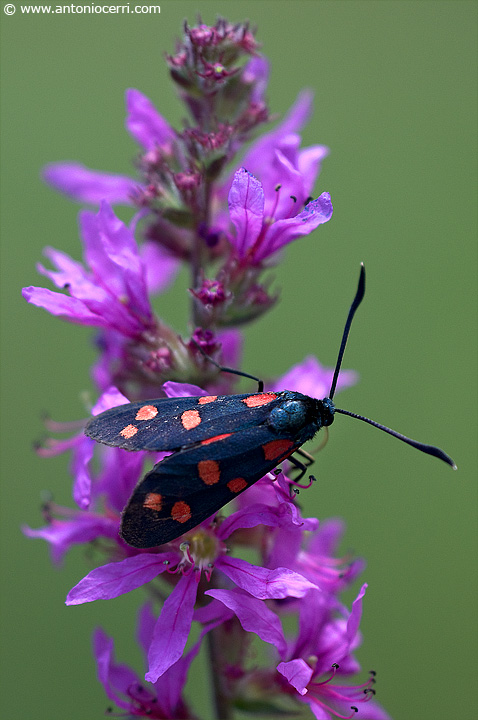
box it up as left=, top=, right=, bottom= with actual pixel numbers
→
left=23, top=508, right=120, bottom=566
left=66, top=465, right=320, bottom=683
left=22, top=202, right=157, bottom=335
left=227, top=168, right=333, bottom=264
left=217, top=89, right=328, bottom=208
left=43, top=88, right=174, bottom=206
left=271, top=355, right=357, bottom=398
left=24, top=384, right=172, bottom=550
left=276, top=586, right=391, bottom=720
left=23, top=388, right=147, bottom=557
left=22, top=198, right=253, bottom=395
left=266, top=517, right=365, bottom=598
left=94, top=603, right=200, bottom=719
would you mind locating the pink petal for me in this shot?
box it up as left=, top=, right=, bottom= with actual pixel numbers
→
left=277, top=658, right=313, bottom=695
left=92, top=386, right=130, bottom=415
left=71, top=436, right=94, bottom=509
left=93, top=628, right=141, bottom=710
left=256, top=192, right=333, bottom=261
left=43, top=163, right=139, bottom=205
left=218, top=556, right=317, bottom=599
left=125, top=88, right=175, bottom=150
left=228, top=168, right=264, bottom=258
left=145, top=572, right=198, bottom=682
left=66, top=553, right=176, bottom=604
left=22, top=286, right=105, bottom=326
left=274, top=355, right=357, bottom=399
left=206, top=588, right=287, bottom=656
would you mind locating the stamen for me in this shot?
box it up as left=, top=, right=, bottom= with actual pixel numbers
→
left=290, top=475, right=316, bottom=489
left=283, top=194, right=298, bottom=219
left=105, top=707, right=128, bottom=718
left=181, top=563, right=195, bottom=577
left=205, top=565, right=214, bottom=582
left=185, top=543, right=195, bottom=565
left=351, top=671, right=377, bottom=692
left=316, top=663, right=340, bottom=685
left=311, top=699, right=358, bottom=719
left=269, top=183, right=282, bottom=219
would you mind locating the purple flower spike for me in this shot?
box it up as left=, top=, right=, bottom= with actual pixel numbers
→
left=25, top=19, right=394, bottom=720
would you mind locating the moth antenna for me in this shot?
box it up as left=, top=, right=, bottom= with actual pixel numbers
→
left=329, top=263, right=366, bottom=400
left=190, top=338, right=264, bottom=392
left=334, top=408, right=457, bottom=469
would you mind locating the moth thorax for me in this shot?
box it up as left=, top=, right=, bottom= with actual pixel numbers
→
left=269, top=401, right=308, bottom=432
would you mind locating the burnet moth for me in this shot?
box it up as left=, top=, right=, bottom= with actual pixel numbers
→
left=85, top=264, right=456, bottom=548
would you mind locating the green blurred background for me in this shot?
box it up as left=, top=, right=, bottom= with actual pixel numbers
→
left=1, top=1, right=476, bottom=718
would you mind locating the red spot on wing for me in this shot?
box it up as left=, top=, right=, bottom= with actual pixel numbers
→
left=227, top=477, right=247, bottom=493
left=135, top=405, right=158, bottom=421
left=143, top=492, right=163, bottom=512
left=242, top=392, right=278, bottom=408
left=201, top=433, right=232, bottom=445
left=262, top=439, right=294, bottom=461
left=198, top=395, right=217, bottom=404
left=198, top=459, right=220, bottom=485
left=120, top=424, right=138, bottom=439
left=181, top=409, right=201, bottom=429
left=171, top=501, right=191, bottom=524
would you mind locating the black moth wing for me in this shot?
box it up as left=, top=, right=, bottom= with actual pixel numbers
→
left=85, top=392, right=285, bottom=452
left=120, top=424, right=300, bottom=547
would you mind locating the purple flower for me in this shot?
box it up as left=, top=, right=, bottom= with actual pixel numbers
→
left=225, top=90, right=328, bottom=210
left=22, top=202, right=159, bottom=336
left=277, top=586, right=391, bottom=720
left=23, top=387, right=149, bottom=562
left=228, top=168, right=333, bottom=264
left=43, top=89, right=175, bottom=205
left=66, top=476, right=321, bottom=683
left=272, top=355, right=358, bottom=398
left=126, top=88, right=176, bottom=151
left=42, top=162, right=141, bottom=205
left=266, top=517, right=365, bottom=597
left=94, top=603, right=198, bottom=719
left=23, top=508, right=120, bottom=565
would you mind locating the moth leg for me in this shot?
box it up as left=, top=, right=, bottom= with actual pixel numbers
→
left=287, top=453, right=316, bottom=486
left=295, top=447, right=315, bottom=467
